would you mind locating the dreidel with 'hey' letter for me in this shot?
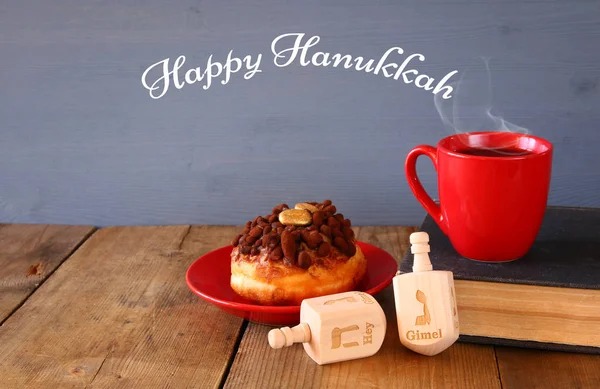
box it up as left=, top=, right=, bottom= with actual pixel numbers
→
left=267, top=291, right=386, bottom=365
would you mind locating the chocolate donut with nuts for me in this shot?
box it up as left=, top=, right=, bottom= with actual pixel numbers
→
left=230, top=200, right=367, bottom=305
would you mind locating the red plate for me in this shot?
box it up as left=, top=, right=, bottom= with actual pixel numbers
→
left=185, top=241, right=398, bottom=326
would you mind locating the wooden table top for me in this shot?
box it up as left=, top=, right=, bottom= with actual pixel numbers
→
left=0, top=224, right=598, bottom=389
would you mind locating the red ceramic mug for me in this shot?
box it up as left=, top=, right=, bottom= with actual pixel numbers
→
left=405, top=131, right=553, bottom=262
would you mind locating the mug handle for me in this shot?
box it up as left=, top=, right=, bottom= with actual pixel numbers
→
left=405, top=145, right=448, bottom=235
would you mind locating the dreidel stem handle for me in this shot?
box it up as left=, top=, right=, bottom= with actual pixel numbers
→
left=268, top=323, right=311, bottom=349
left=410, top=232, right=432, bottom=272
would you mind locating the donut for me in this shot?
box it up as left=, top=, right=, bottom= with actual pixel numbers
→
left=230, top=200, right=367, bottom=305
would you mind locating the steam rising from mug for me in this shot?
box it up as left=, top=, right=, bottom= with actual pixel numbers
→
left=434, top=58, right=529, bottom=152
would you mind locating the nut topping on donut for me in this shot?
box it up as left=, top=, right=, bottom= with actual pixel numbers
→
left=295, top=202, right=319, bottom=213
left=231, top=200, right=357, bottom=270
left=279, top=209, right=312, bottom=226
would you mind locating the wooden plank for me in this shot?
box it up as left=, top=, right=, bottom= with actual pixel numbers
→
left=496, top=347, right=600, bottom=389
left=0, top=225, right=244, bottom=389
left=0, top=224, right=95, bottom=322
left=224, top=226, right=502, bottom=389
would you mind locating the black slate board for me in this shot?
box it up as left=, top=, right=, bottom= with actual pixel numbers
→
left=400, top=206, right=600, bottom=290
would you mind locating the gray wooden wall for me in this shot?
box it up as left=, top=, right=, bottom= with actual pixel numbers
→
left=1, top=0, right=599, bottom=227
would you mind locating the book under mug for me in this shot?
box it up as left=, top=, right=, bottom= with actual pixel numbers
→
left=400, top=206, right=600, bottom=354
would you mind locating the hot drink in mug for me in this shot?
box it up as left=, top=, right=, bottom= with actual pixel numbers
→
left=405, top=131, right=553, bottom=262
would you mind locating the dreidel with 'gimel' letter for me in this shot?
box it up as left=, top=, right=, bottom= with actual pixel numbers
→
left=267, top=291, right=386, bottom=365
left=393, top=231, right=460, bottom=356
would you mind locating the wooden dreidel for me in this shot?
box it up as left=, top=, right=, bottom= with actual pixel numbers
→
left=392, top=231, right=459, bottom=356
left=267, top=291, right=386, bottom=365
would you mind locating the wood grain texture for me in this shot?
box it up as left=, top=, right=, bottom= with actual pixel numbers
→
left=496, top=347, right=600, bottom=389
left=0, top=224, right=94, bottom=322
left=224, top=226, right=502, bottom=389
left=0, top=225, right=244, bottom=389
left=1, top=1, right=600, bottom=227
